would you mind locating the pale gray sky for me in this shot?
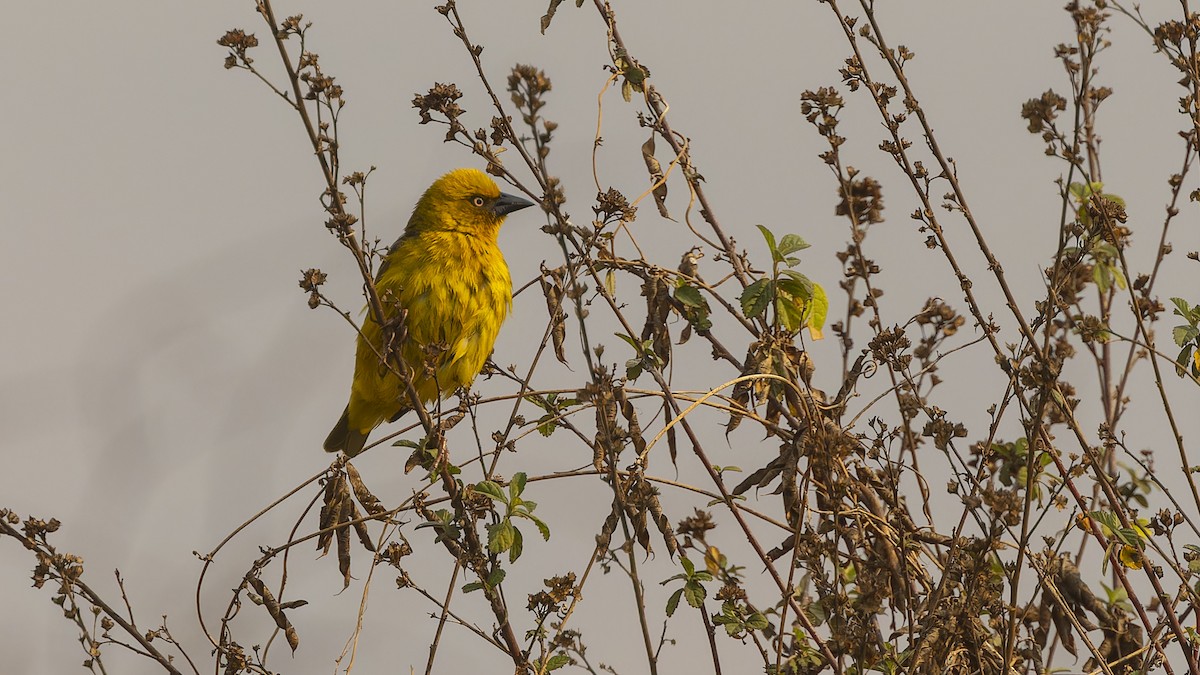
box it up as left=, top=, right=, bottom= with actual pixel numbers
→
left=3, top=1, right=1197, bottom=673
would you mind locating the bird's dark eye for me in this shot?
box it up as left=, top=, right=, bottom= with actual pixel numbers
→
left=471, top=196, right=486, bottom=208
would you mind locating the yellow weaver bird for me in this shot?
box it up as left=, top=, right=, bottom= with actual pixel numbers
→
left=324, top=168, right=534, bottom=457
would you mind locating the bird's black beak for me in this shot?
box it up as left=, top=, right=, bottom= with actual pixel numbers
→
left=491, top=192, right=535, bottom=217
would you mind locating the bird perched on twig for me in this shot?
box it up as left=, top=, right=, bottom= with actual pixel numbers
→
left=324, top=168, right=535, bottom=457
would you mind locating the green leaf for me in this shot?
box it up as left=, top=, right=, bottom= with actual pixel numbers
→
left=1090, top=510, right=1120, bottom=537
left=475, top=480, right=507, bottom=504
left=462, top=581, right=483, bottom=594
left=1111, top=266, right=1127, bottom=290
left=666, top=588, right=683, bottom=617
left=745, top=612, right=770, bottom=631
left=625, top=359, right=643, bottom=381
left=530, top=513, right=551, bottom=540
left=1093, top=264, right=1110, bottom=293
left=674, top=282, right=713, bottom=333
left=617, top=334, right=660, bottom=381
left=1170, top=297, right=1192, bottom=319
left=1176, top=345, right=1194, bottom=377
left=488, top=520, right=516, bottom=554
left=674, top=283, right=705, bottom=308
left=689, top=313, right=713, bottom=332
left=777, top=233, right=811, bottom=257
left=806, top=600, right=827, bottom=626
left=614, top=332, right=643, bottom=352
left=775, top=290, right=806, bottom=333
left=509, top=526, right=524, bottom=563
left=487, top=567, right=507, bottom=588
left=807, top=283, right=829, bottom=335
left=415, top=510, right=460, bottom=543
left=841, top=563, right=857, bottom=583
left=1174, top=325, right=1199, bottom=347
left=755, top=224, right=779, bottom=261
left=510, top=472, right=527, bottom=499
left=523, top=394, right=551, bottom=412
left=740, top=279, right=773, bottom=319
left=777, top=277, right=813, bottom=303
left=780, top=270, right=815, bottom=296
left=544, top=654, right=572, bottom=672
left=683, top=580, right=706, bottom=608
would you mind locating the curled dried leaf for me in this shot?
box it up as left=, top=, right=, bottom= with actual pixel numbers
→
left=346, top=463, right=385, bottom=517
left=247, top=577, right=300, bottom=652
left=640, top=275, right=673, bottom=368
left=642, top=135, right=670, bottom=218
left=540, top=266, right=570, bottom=365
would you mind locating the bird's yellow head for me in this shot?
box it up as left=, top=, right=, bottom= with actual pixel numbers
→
left=409, top=168, right=535, bottom=238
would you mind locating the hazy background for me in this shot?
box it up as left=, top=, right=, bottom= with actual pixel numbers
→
left=3, top=1, right=1197, bottom=672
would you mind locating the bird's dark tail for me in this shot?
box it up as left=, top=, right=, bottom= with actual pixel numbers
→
left=324, top=407, right=369, bottom=457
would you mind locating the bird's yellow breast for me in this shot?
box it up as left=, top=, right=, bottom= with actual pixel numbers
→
left=346, top=228, right=511, bottom=435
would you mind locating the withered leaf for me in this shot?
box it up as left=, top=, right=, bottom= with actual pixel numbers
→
left=337, top=513, right=352, bottom=589
left=642, top=134, right=670, bottom=218
left=540, top=269, right=570, bottom=365
left=247, top=577, right=300, bottom=653
left=345, top=463, right=385, bottom=517
left=350, top=503, right=376, bottom=553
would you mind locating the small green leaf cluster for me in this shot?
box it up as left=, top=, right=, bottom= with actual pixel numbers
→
left=990, top=437, right=1056, bottom=501
left=674, top=280, right=713, bottom=332
left=523, top=392, right=578, bottom=437
left=462, top=567, right=508, bottom=595
left=1088, top=242, right=1126, bottom=294
left=663, top=555, right=712, bottom=616
left=1170, top=297, right=1200, bottom=378
left=740, top=225, right=829, bottom=337
left=474, top=472, right=550, bottom=564
left=1099, top=580, right=1133, bottom=612
left=1086, top=510, right=1149, bottom=573
left=1065, top=182, right=1128, bottom=293
left=712, top=600, right=769, bottom=638
left=416, top=509, right=461, bottom=545
left=1069, top=181, right=1125, bottom=228
left=395, top=433, right=461, bottom=478
left=616, top=333, right=665, bottom=381
left=540, top=653, right=571, bottom=672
